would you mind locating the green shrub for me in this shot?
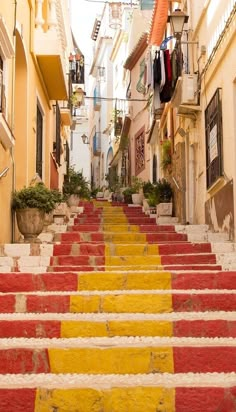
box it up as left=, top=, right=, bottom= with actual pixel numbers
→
left=12, top=183, right=63, bottom=213
left=63, top=167, right=90, bottom=199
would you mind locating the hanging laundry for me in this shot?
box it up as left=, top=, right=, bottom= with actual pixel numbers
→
left=160, top=49, right=172, bottom=103
left=145, top=49, right=154, bottom=91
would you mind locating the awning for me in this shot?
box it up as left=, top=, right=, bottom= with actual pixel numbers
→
left=123, top=33, right=148, bottom=70
left=149, top=0, right=169, bottom=46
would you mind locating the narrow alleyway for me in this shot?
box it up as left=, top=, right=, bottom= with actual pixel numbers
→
left=0, top=200, right=236, bottom=411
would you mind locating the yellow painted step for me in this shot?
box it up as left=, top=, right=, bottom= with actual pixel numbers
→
left=105, top=244, right=159, bottom=256
left=103, top=233, right=146, bottom=242
left=108, top=264, right=163, bottom=271
left=70, top=293, right=172, bottom=313
left=49, top=346, right=174, bottom=374
left=105, top=255, right=161, bottom=266
left=78, top=271, right=171, bottom=291
left=102, top=224, right=140, bottom=232
left=61, top=319, right=173, bottom=338
left=36, top=387, right=175, bottom=412
left=103, top=217, right=128, bottom=224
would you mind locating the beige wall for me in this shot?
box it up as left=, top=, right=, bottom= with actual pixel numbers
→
left=0, top=0, right=72, bottom=242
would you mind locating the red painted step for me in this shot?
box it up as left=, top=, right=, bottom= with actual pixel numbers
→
left=68, top=224, right=100, bottom=232
left=161, top=253, right=216, bottom=265
left=158, top=243, right=212, bottom=254
left=146, top=233, right=188, bottom=242
left=53, top=243, right=105, bottom=256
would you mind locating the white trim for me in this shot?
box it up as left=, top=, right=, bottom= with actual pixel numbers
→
left=0, top=16, right=14, bottom=59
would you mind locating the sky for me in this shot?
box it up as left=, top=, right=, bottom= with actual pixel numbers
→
left=70, top=0, right=104, bottom=64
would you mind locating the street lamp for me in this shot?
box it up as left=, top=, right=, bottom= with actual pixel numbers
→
left=167, top=9, right=189, bottom=41
left=81, top=134, right=89, bottom=144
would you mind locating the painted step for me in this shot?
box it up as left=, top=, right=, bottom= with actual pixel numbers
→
left=50, top=263, right=222, bottom=272
left=1, top=270, right=236, bottom=292
left=0, top=376, right=235, bottom=412
left=1, top=312, right=236, bottom=338
left=0, top=337, right=236, bottom=374
left=1, top=291, right=236, bottom=313
left=49, top=252, right=217, bottom=267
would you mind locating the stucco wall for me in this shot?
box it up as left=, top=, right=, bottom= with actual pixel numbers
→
left=205, top=180, right=234, bottom=240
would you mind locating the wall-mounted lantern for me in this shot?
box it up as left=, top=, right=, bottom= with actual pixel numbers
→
left=109, top=2, right=122, bottom=29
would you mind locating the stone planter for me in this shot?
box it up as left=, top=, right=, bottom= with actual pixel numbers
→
left=67, top=194, right=80, bottom=207
left=67, top=194, right=80, bottom=212
left=132, top=193, right=143, bottom=205
left=16, top=208, right=45, bottom=242
left=156, top=202, right=173, bottom=217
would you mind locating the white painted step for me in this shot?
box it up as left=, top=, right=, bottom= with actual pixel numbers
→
left=0, top=372, right=235, bottom=389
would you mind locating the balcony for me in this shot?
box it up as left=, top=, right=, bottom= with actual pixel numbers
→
left=93, top=132, right=101, bottom=156
left=34, top=0, right=68, bottom=100
left=59, top=103, right=72, bottom=126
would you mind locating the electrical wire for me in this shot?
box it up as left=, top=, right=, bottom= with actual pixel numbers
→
left=84, top=96, right=148, bottom=101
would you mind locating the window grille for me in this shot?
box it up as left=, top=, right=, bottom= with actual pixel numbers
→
left=135, top=128, right=145, bottom=174
left=205, top=88, right=223, bottom=188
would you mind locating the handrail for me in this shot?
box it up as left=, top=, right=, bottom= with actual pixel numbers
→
left=0, top=166, right=9, bottom=179
left=172, top=176, right=185, bottom=192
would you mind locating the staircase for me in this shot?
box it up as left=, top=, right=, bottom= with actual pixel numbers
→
left=0, top=200, right=236, bottom=411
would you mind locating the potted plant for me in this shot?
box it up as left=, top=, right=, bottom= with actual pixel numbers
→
left=122, top=187, right=135, bottom=204
left=142, top=181, right=158, bottom=214
left=63, top=166, right=90, bottom=207
left=155, top=178, right=173, bottom=217
left=12, top=182, right=63, bottom=242
left=130, top=176, right=143, bottom=205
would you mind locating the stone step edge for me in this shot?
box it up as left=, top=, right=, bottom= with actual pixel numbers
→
left=0, top=336, right=236, bottom=348
left=0, top=372, right=235, bottom=389
left=1, top=311, right=236, bottom=320
left=2, top=289, right=236, bottom=296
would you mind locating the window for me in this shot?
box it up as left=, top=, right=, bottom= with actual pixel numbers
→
left=135, top=127, right=145, bottom=175
left=55, top=102, right=61, bottom=166
left=205, top=88, right=223, bottom=188
left=0, top=56, right=5, bottom=115
left=153, top=154, right=157, bottom=183
left=36, top=105, right=43, bottom=178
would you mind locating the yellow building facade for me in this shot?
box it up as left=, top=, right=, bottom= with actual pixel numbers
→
left=0, top=0, right=72, bottom=243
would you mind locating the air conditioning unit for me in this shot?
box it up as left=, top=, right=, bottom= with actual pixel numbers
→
left=171, top=74, right=199, bottom=108
left=182, top=74, right=198, bottom=105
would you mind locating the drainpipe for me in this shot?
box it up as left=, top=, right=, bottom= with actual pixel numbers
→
left=10, top=0, right=17, bottom=243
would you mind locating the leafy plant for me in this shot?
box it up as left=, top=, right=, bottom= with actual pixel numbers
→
left=63, top=167, right=90, bottom=199
left=130, top=176, right=143, bottom=193
left=161, top=139, right=171, bottom=171
left=122, top=187, right=135, bottom=203
left=147, top=192, right=158, bottom=207
left=12, top=183, right=63, bottom=213
left=155, top=178, right=172, bottom=203
left=143, top=181, right=156, bottom=198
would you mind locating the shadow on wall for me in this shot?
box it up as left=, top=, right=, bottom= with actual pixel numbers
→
left=205, top=179, right=234, bottom=240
